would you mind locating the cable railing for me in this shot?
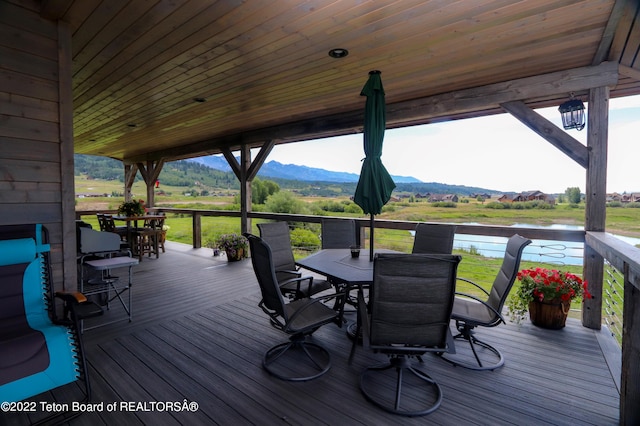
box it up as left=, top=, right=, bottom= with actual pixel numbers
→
left=604, top=260, right=624, bottom=346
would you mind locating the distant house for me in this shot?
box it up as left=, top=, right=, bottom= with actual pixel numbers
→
left=499, top=190, right=554, bottom=204
left=607, top=193, right=622, bottom=203
left=470, top=192, right=491, bottom=200
left=429, top=194, right=458, bottom=203
left=620, top=193, right=640, bottom=203
left=414, top=192, right=430, bottom=199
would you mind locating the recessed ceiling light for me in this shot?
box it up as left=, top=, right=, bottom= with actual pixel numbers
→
left=328, top=48, right=349, bottom=59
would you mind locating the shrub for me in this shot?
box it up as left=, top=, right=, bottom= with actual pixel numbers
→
left=485, top=202, right=506, bottom=209
left=344, top=203, right=363, bottom=214
left=431, top=201, right=456, bottom=208
left=290, top=228, right=320, bottom=250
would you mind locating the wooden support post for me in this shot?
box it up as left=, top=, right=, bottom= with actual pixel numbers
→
left=58, top=21, right=76, bottom=291
left=583, top=86, right=609, bottom=330
left=621, top=263, right=640, bottom=426
left=136, top=159, right=165, bottom=208
left=193, top=211, right=202, bottom=248
left=223, top=141, right=275, bottom=235
left=240, top=145, right=251, bottom=235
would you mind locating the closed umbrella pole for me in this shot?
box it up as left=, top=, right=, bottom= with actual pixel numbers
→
left=353, top=70, right=396, bottom=261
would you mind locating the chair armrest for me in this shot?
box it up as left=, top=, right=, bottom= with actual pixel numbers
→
left=275, top=267, right=301, bottom=275
left=454, top=291, right=505, bottom=325
left=55, top=291, right=88, bottom=304
left=279, top=275, right=314, bottom=297
left=55, top=291, right=104, bottom=322
left=457, top=277, right=491, bottom=297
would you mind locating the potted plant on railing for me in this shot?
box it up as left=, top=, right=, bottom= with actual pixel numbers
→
left=214, top=233, right=248, bottom=262
left=507, top=267, right=592, bottom=329
left=117, top=199, right=146, bottom=217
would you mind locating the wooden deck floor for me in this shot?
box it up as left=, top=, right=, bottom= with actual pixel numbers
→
left=5, top=242, right=620, bottom=425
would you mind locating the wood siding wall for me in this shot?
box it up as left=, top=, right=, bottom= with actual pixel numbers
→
left=0, top=0, right=74, bottom=290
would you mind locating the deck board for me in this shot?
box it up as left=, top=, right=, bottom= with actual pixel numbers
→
left=3, top=242, right=620, bottom=425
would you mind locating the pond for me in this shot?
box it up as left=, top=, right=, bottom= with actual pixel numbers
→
left=430, top=223, right=640, bottom=267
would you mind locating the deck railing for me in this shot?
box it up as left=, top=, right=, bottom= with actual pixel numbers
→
left=76, top=207, right=640, bottom=424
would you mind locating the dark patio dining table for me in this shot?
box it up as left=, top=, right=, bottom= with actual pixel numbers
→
left=296, top=248, right=398, bottom=340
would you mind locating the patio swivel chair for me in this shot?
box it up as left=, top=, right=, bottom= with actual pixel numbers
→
left=246, top=233, right=344, bottom=381
left=412, top=223, right=456, bottom=254
left=356, top=253, right=461, bottom=416
left=441, top=234, right=531, bottom=370
left=321, top=218, right=357, bottom=249
left=0, top=224, right=101, bottom=425
left=258, top=221, right=331, bottom=299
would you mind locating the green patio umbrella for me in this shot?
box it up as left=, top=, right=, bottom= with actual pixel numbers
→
left=353, top=70, right=396, bottom=260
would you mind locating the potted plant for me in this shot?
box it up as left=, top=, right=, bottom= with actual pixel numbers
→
left=214, top=233, right=248, bottom=262
left=117, top=199, right=146, bottom=217
left=507, top=267, right=592, bottom=329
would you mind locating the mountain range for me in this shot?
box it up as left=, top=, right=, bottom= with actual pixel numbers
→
left=189, top=155, right=422, bottom=183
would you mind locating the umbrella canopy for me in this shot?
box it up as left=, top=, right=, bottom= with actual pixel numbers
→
left=353, top=70, right=396, bottom=259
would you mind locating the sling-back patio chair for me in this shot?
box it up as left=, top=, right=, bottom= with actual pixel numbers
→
left=355, top=253, right=461, bottom=416
left=0, top=224, right=101, bottom=425
left=441, top=234, right=531, bottom=370
left=412, top=223, right=456, bottom=254
left=246, top=233, right=344, bottom=381
left=321, top=218, right=357, bottom=249
left=258, top=221, right=331, bottom=298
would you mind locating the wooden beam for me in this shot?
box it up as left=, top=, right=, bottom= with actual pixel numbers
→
left=124, top=163, right=138, bottom=201
left=388, top=62, right=618, bottom=127
left=592, top=0, right=629, bottom=64
left=125, top=62, right=619, bottom=163
left=247, top=140, right=275, bottom=181
left=40, top=0, right=73, bottom=20
left=221, top=147, right=241, bottom=180
left=500, top=101, right=589, bottom=169
left=620, top=64, right=640, bottom=81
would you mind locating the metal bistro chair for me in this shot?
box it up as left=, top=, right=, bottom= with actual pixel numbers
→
left=441, top=234, right=531, bottom=370
left=246, top=233, right=344, bottom=381
left=258, top=221, right=331, bottom=299
left=355, top=253, right=461, bottom=416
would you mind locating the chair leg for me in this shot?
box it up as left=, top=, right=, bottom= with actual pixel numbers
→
left=439, top=324, right=505, bottom=371
left=263, top=335, right=331, bottom=382
left=360, top=356, right=443, bottom=416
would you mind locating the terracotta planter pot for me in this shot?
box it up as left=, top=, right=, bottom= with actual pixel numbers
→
left=528, top=299, right=571, bottom=329
left=225, top=248, right=244, bottom=262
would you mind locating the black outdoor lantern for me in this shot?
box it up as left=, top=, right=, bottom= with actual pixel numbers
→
left=558, top=97, right=586, bottom=131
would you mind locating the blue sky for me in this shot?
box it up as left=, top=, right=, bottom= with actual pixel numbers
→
left=257, top=95, right=640, bottom=194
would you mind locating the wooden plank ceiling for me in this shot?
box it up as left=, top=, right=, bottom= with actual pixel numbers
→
left=42, top=0, right=640, bottom=162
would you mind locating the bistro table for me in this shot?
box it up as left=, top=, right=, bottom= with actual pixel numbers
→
left=112, top=214, right=165, bottom=253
